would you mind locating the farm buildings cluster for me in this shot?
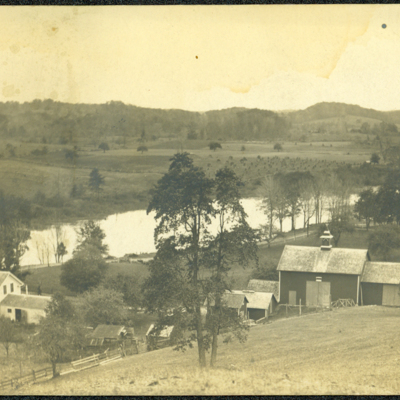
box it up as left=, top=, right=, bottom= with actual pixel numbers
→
left=2, top=230, right=400, bottom=352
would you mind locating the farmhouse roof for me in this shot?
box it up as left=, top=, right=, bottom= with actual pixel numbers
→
left=91, top=324, right=127, bottom=339
left=232, top=290, right=276, bottom=310
left=0, top=294, right=51, bottom=310
left=146, top=324, right=174, bottom=338
left=277, top=245, right=369, bottom=275
left=247, top=280, right=279, bottom=298
left=0, top=271, right=24, bottom=286
left=362, top=262, right=400, bottom=284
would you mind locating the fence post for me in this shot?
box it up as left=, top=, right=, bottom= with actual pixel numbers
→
left=32, top=369, right=36, bottom=381
left=286, top=304, right=288, bottom=317
left=299, top=299, right=302, bottom=316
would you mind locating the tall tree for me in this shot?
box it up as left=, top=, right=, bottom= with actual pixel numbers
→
left=88, top=168, right=105, bottom=199
left=75, top=220, right=108, bottom=255
left=0, top=316, right=21, bottom=358
left=76, top=286, right=128, bottom=327
left=354, top=188, right=377, bottom=230
left=60, top=244, right=108, bottom=293
left=144, top=155, right=257, bottom=367
left=33, top=294, right=85, bottom=377
left=368, top=225, right=400, bottom=261
left=0, top=192, right=31, bottom=277
left=145, top=152, right=215, bottom=368
left=204, top=167, right=258, bottom=366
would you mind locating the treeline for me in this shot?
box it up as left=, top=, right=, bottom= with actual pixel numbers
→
left=0, top=100, right=291, bottom=145
left=260, top=170, right=356, bottom=247
left=355, top=169, right=400, bottom=229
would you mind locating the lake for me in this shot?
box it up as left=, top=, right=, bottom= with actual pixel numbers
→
left=21, top=195, right=359, bottom=266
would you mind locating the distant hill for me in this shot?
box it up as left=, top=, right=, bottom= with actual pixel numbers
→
left=288, top=102, right=397, bottom=124
left=0, top=100, right=398, bottom=145
left=0, top=100, right=291, bottom=145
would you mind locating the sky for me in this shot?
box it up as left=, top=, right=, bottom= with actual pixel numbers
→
left=1, top=5, right=400, bottom=112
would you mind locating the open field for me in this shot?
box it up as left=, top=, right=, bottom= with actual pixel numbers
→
left=23, top=261, right=149, bottom=297
left=0, top=137, right=385, bottom=227
left=9, top=306, right=400, bottom=395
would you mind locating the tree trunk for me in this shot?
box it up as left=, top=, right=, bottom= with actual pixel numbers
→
left=196, top=307, right=207, bottom=368
left=51, top=361, right=57, bottom=378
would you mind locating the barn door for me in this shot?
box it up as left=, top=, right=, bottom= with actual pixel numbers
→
left=382, top=285, right=400, bottom=306
left=307, top=281, right=331, bottom=307
left=318, top=282, right=331, bottom=307
left=289, top=291, right=296, bottom=305
left=306, top=281, right=318, bottom=306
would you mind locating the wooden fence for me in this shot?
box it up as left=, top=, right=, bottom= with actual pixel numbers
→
left=331, top=298, right=357, bottom=308
left=0, top=366, right=53, bottom=391
left=0, top=344, right=139, bottom=393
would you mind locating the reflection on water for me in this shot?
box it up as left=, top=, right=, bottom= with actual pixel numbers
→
left=21, top=195, right=359, bottom=266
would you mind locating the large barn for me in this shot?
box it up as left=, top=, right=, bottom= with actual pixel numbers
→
left=361, top=262, right=400, bottom=306
left=277, top=232, right=370, bottom=307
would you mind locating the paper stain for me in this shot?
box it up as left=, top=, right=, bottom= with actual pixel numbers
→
left=318, top=16, right=372, bottom=79
left=9, top=44, right=20, bottom=54
left=2, top=84, right=20, bottom=97
left=230, top=85, right=252, bottom=94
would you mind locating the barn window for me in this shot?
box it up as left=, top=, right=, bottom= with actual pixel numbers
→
left=316, top=277, right=322, bottom=282
left=3, top=285, right=6, bottom=295
left=7, top=309, right=11, bottom=313
left=10, top=283, right=14, bottom=293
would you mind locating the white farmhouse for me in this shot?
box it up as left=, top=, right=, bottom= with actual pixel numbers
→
left=0, top=271, right=51, bottom=324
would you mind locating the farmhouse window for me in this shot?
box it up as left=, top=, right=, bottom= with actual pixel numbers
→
left=3, top=285, right=6, bottom=295
left=10, top=283, right=14, bottom=293
left=7, top=309, right=11, bottom=313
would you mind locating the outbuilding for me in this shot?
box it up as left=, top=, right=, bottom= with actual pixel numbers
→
left=205, top=291, right=249, bottom=319
left=247, top=279, right=279, bottom=300
left=277, top=231, right=370, bottom=307
left=361, top=262, right=400, bottom=306
left=0, top=294, right=51, bottom=324
left=232, top=289, right=278, bottom=320
left=89, top=324, right=128, bottom=346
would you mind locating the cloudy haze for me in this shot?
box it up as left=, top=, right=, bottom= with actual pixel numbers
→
left=0, top=5, right=399, bottom=111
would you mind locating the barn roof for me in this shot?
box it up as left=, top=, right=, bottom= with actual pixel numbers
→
left=221, top=292, right=248, bottom=309
left=0, top=271, right=24, bottom=286
left=247, top=280, right=279, bottom=298
left=362, top=262, right=400, bottom=284
left=276, top=245, right=369, bottom=275
left=0, top=294, right=50, bottom=310
left=91, top=324, right=126, bottom=339
left=232, top=290, right=276, bottom=310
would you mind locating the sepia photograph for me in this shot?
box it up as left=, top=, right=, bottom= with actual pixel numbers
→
left=0, top=4, right=400, bottom=395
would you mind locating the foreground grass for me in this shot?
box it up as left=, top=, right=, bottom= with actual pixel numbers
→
left=11, top=306, right=400, bottom=395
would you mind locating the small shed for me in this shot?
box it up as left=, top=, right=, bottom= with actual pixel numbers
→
left=277, top=235, right=369, bottom=307
left=361, top=262, right=400, bottom=306
left=0, top=294, right=51, bottom=324
left=206, top=291, right=249, bottom=319
left=247, top=279, right=280, bottom=301
left=232, top=289, right=278, bottom=320
left=89, top=324, right=127, bottom=346
left=146, top=324, right=176, bottom=350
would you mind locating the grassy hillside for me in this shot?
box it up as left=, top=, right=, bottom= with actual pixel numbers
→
left=11, top=306, right=400, bottom=395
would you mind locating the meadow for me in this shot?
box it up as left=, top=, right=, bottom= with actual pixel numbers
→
left=0, top=136, right=385, bottom=228
left=9, top=306, right=400, bottom=395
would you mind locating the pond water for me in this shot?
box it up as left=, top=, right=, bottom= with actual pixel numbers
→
left=21, top=195, right=359, bottom=266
